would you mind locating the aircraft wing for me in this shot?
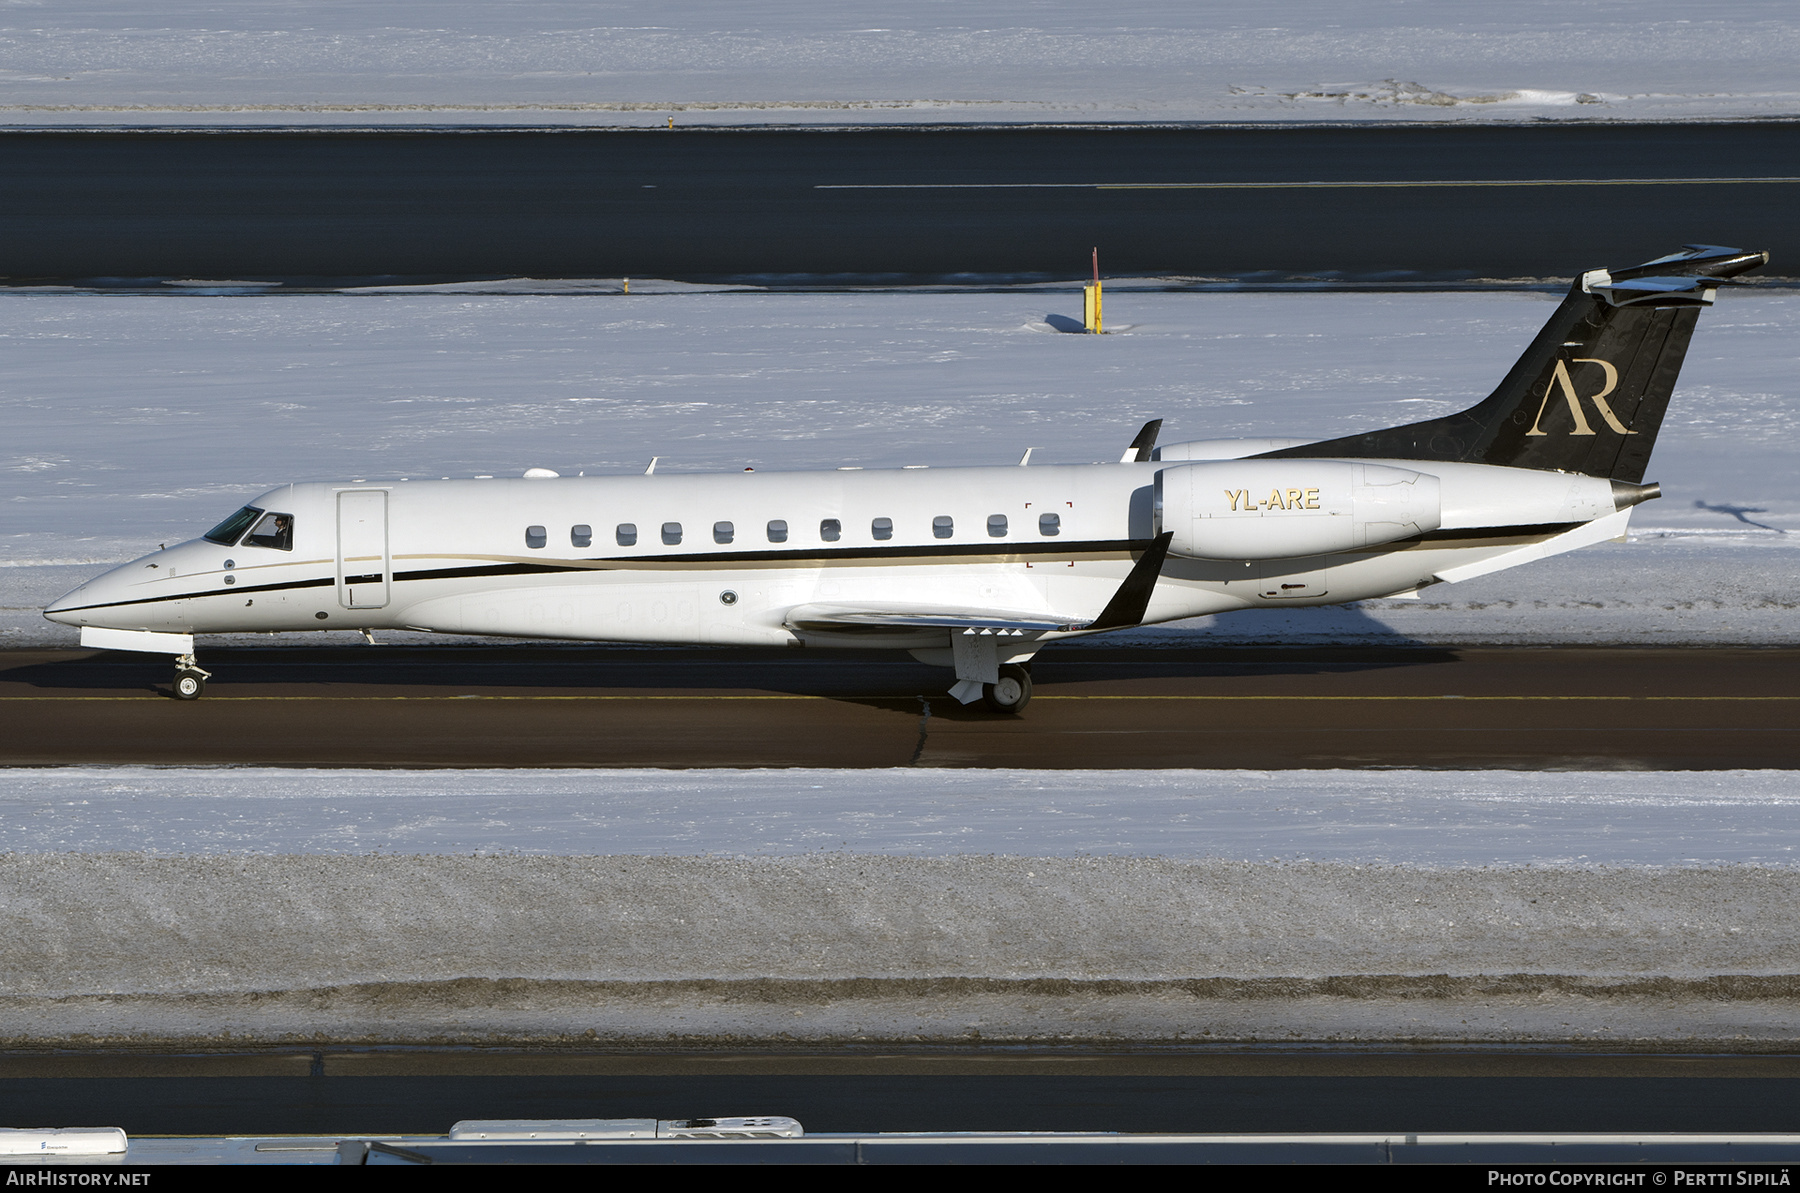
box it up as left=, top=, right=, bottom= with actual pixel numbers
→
left=783, top=533, right=1176, bottom=636
left=784, top=603, right=1091, bottom=633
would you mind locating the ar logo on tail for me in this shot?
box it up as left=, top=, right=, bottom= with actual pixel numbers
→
left=1527, top=357, right=1633, bottom=437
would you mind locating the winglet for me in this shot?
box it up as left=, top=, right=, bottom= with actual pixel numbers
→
left=1086, top=532, right=1174, bottom=630
left=1119, top=419, right=1162, bottom=463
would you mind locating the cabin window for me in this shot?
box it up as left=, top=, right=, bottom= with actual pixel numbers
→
left=767, top=519, right=788, bottom=543
left=244, top=511, right=294, bottom=551
left=1039, top=512, right=1061, bottom=536
left=820, top=518, right=841, bottom=542
left=571, top=524, right=592, bottom=548
left=987, top=514, right=1008, bottom=538
left=616, top=523, right=637, bottom=546
left=662, top=522, right=683, bottom=545
left=525, top=525, right=547, bottom=549
left=871, top=516, right=893, bottom=541
left=714, top=521, right=734, bottom=544
left=203, top=505, right=262, bottom=547
left=933, top=515, right=954, bottom=539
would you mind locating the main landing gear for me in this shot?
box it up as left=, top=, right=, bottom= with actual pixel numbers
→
left=172, top=653, right=212, bottom=700
left=983, top=663, right=1033, bottom=715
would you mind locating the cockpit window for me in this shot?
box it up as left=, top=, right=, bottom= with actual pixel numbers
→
left=203, top=506, right=263, bottom=546
left=244, top=512, right=294, bottom=551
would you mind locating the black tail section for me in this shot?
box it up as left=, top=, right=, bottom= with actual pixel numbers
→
left=1257, top=246, right=1768, bottom=482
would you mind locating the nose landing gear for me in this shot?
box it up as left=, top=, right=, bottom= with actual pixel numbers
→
left=172, top=653, right=212, bottom=700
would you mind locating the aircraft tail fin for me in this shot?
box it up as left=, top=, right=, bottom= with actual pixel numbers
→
left=1257, top=245, right=1768, bottom=482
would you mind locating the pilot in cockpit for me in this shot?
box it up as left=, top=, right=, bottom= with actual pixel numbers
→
left=245, top=512, right=293, bottom=551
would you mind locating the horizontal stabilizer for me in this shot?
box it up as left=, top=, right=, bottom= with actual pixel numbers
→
left=1603, top=244, right=1768, bottom=281
left=1586, top=276, right=1719, bottom=308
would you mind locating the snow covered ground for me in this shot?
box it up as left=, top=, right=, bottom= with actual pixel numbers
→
left=9, top=847, right=1800, bottom=1047
left=3, top=1, right=1800, bottom=126
left=5, top=286, right=1795, bottom=647
left=2, top=1, right=1798, bottom=127
left=5, top=769, right=1800, bottom=1044
left=5, top=767, right=1800, bottom=867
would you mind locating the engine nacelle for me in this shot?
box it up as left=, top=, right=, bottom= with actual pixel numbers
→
left=1155, top=460, right=1442, bottom=560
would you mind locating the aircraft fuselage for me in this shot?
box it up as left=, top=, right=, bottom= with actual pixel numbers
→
left=45, top=456, right=1632, bottom=660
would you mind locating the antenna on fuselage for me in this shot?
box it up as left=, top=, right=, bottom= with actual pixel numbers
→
left=644, top=457, right=660, bottom=475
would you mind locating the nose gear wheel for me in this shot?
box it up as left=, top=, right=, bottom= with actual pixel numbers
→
left=172, top=653, right=212, bottom=701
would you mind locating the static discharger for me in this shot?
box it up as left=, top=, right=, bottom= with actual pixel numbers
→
left=1083, top=247, right=1104, bottom=334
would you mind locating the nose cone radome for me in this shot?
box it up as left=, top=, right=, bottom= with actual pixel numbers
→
left=42, top=584, right=88, bottom=624
left=42, top=559, right=138, bottom=626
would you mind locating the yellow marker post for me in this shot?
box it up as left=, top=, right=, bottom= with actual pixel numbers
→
left=1082, top=247, right=1103, bottom=333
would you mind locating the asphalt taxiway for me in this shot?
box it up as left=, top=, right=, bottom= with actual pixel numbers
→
left=4, top=122, right=1798, bottom=279
left=3, top=644, right=1795, bottom=768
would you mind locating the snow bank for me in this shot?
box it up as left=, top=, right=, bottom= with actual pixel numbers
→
left=2, top=2, right=1797, bottom=126
left=3, top=852, right=1798, bottom=1045
left=46, top=852, right=1796, bottom=993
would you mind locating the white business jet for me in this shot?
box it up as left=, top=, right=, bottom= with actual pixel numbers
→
left=45, top=245, right=1765, bottom=712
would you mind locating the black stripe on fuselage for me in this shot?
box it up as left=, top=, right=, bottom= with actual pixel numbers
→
left=54, top=573, right=337, bottom=614
left=407, top=537, right=1151, bottom=580
left=1413, top=522, right=1582, bottom=543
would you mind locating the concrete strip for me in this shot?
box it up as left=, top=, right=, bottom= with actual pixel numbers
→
left=10, top=1052, right=1800, bottom=1078
left=5, top=982, right=1800, bottom=1050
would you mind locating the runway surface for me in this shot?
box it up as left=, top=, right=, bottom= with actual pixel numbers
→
left=4, top=645, right=1796, bottom=769
left=3, top=123, right=1798, bottom=279
left=5, top=1052, right=1800, bottom=1136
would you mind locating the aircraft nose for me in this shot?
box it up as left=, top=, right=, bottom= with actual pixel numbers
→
left=43, top=565, right=128, bottom=626
left=43, top=581, right=92, bottom=624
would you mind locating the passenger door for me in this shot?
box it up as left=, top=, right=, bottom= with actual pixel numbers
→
left=336, top=489, right=391, bottom=609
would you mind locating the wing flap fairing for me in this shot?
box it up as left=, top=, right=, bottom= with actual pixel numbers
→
left=785, top=603, right=1087, bottom=633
